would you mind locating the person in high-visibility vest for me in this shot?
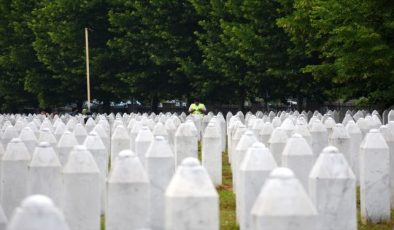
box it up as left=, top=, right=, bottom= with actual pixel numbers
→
left=188, top=99, right=206, bottom=115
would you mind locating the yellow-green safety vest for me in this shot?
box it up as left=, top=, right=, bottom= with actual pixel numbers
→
left=190, top=103, right=206, bottom=115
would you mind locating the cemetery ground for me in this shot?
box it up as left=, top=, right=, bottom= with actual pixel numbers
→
left=97, top=147, right=394, bottom=230
left=216, top=150, right=394, bottom=230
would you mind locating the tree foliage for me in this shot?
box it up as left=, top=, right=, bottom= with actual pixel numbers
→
left=0, top=0, right=392, bottom=112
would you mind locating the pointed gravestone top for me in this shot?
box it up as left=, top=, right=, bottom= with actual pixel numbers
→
left=281, top=118, right=295, bottom=136
left=310, top=146, right=355, bottom=179
left=3, top=125, right=18, bottom=139
left=324, top=117, right=336, bottom=129
left=241, top=142, right=277, bottom=171
left=342, top=114, right=354, bottom=126
left=30, top=142, right=61, bottom=167
left=346, top=120, right=362, bottom=135
left=166, top=158, right=218, bottom=197
left=63, top=145, right=99, bottom=173
left=165, top=118, right=176, bottom=131
left=260, top=122, right=274, bottom=136
left=57, top=130, right=78, bottom=148
left=251, top=167, right=317, bottom=215
left=282, top=133, right=313, bottom=156
left=175, top=123, right=194, bottom=137
left=388, top=110, right=394, bottom=122
left=361, top=129, right=389, bottom=149
left=19, top=127, right=37, bottom=142
left=153, top=122, right=168, bottom=138
left=236, top=130, right=257, bottom=152
left=204, top=122, right=220, bottom=138
left=109, top=150, right=149, bottom=183
left=356, top=117, right=369, bottom=130
left=310, top=119, right=327, bottom=132
left=135, top=126, right=154, bottom=142
left=83, top=131, right=106, bottom=150
left=6, top=195, right=69, bottom=230
left=272, top=117, right=282, bottom=128
left=268, top=127, right=288, bottom=144
left=146, top=136, right=173, bottom=158
left=53, top=121, right=66, bottom=135
left=3, top=138, right=30, bottom=161
left=85, top=117, right=96, bottom=130
left=331, top=124, right=350, bottom=139
left=38, top=128, right=57, bottom=146
left=112, top=125, right=130, bottom=140
left=73, top=123, right=87, bottom=136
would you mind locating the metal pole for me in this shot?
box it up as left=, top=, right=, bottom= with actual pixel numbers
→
left=85, top=27, right=91, bottom=112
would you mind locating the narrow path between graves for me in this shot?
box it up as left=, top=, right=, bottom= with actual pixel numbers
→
left=218, top=150, right=238, bottom=229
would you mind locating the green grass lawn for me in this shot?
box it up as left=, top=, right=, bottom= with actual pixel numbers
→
left=218, top=150, right=394, bottom=230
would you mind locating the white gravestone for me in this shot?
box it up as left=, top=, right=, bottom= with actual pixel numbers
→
left=93, top=124, right=110, bottom=158
left=1, top=138, right=30, bottom=218
left=83, top=132, right=108, bottom=214
left=329, top=124, right=351, bottom=166
left=130, top=121, right=142, bottom=152
left=57, top=130, right=78, bottom=166
left=259, top=122, right=273, bottom=146
left=73, top=123, right=88, bottom=145
left=268, top=127, right=288, bottom=166
left=106, top=150, right=150, bottom=230
left=165, top=158, right=219, bottom=230
left=85, top=117, right=96, bottom=134
left=379, top=125, right=394, bottom=209
left=251, top=167, right=317, bottom=230
left=19, top=127, right=38, bottom=155
left=310, top=119, right=328, bottom=159
left=346, top=121, right=362, bottom=183
left=63, top=145, right=100, bottom=230
left=282, top=134, right=314, bottom=189
left=233, top=130, right=257, bottom=194
left=28, top=142, right=62, bottom=207
left=6, top=195, right=69, bottom=230
left=135, top=126, right=154, bottom=166
left=360, top=129, right=390, bottom=224
left=202, top=122, right=222, bottom=185
left=238, top=142, right=277, bottom=230
left=146, top=136, right=175, bottom=230
left=38, top=128, right=57, bottom=149
left=110, top=125, right=130, bottom=163
left=280, top=118, right=295, bottom=137
left=164, top=119, right=177, bottom=151
left=153, top=122, right=169, bottom=142
left=174, top=123, right=198, bottom=166
left=1, top=125, right=18, bottom=148
left=309, top=146, right=356, bottom=230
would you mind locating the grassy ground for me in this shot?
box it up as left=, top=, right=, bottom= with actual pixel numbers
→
left=218, top=150, right=394, bottom=230
left=218, top=151, right=238, bottom=229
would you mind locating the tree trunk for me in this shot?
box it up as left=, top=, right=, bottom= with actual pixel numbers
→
left=151, top=94, right=159, bottom=114
left=297, top=94, right=303, bottom=112
left=103, top=100, right=111, bottom=114
left=77, top=101, right=83, bottom=113
left=238, top=88, right=245, bottom=112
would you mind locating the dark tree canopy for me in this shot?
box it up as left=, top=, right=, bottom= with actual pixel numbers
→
left=0, top=0, right=392, bottom=112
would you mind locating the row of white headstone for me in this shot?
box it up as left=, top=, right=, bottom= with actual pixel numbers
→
left=0, top=109, right=392, bottom=230
left=227, top=109, right=394, bottom=230
left=0, top=112, right=223, bottom=230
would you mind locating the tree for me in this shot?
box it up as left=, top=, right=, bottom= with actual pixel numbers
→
left=0, top=0, right=44, bottom=111
left=190, top=0, right=254, bottom=109
left=109, top=0, right=202, bottom=111
left=29, top=0, right=124, bottom=111
left=279, top=0, right=394, bottom=108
